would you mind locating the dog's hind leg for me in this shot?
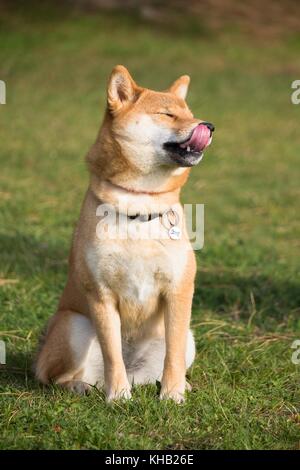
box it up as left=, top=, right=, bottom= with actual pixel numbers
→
left=126, top=329, right=196, bottom=386
left=35, top=311, right=104, bottom=393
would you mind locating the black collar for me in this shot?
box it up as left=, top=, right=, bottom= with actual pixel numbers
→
left=127, top=213, right=161, bottom=222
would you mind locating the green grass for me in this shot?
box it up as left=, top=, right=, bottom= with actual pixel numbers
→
left=0, top=1, right=300, bottom=450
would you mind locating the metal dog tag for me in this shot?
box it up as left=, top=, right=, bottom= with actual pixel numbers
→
left=162, top=208, right=181, bottom=240
left=168, top=226, right=181, bottom=240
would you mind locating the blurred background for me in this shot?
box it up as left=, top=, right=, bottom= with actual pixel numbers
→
left=0, top=0, right=299, bottom=450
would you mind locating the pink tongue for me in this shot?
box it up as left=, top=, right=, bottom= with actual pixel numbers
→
left=180, top=124, right=211, bottom=152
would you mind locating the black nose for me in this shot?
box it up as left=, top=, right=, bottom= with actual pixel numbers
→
left=202, top=122, right=215, bottom=132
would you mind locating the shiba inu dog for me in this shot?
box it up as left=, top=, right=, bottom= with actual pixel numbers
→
left=35, top=65, right=214, bottom=403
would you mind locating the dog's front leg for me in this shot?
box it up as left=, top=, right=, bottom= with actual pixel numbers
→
left=88, top=293, right=131, bottom=402
left=160, top=289, right=193, bottom=403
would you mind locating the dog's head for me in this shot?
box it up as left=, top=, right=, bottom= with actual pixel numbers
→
left=89, top=66, right=214, bottom=191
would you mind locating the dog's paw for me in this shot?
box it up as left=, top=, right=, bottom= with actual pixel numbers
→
left=61, top=380, right=92, bottom=395
left=160, top=381, right=186, bottom=403
left=106, top=384, right=132, bottom=402
left=186, top=380, right=192, bottom=392
left=160, top=388, right=185, bottom=404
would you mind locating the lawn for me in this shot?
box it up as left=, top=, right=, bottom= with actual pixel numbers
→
left=0, top=1, right=299, bottom=450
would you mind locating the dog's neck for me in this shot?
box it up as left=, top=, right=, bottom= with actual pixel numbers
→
left=89, top=174, right=182, bottom=216
left=101, top=179, right=176, bottom=196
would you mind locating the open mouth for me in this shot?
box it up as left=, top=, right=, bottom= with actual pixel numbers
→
left=164, top=122, right=214, bottom=167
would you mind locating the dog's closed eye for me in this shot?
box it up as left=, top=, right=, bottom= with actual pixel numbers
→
left=154, top=112, right=175, bottom=118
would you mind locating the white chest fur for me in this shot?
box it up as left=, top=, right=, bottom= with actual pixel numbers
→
left=85, top=238, right=188, bottom=306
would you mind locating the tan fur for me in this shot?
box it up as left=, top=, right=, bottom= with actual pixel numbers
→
left=35, top=65, right=209, bottom=403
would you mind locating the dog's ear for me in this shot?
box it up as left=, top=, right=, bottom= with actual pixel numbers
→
left=107, top=65, right=139, bottom=113
left=169, top=75, right=190, bottom=100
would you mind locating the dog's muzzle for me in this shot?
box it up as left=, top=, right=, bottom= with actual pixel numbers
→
left=164, top=122, right=215, bottom=167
